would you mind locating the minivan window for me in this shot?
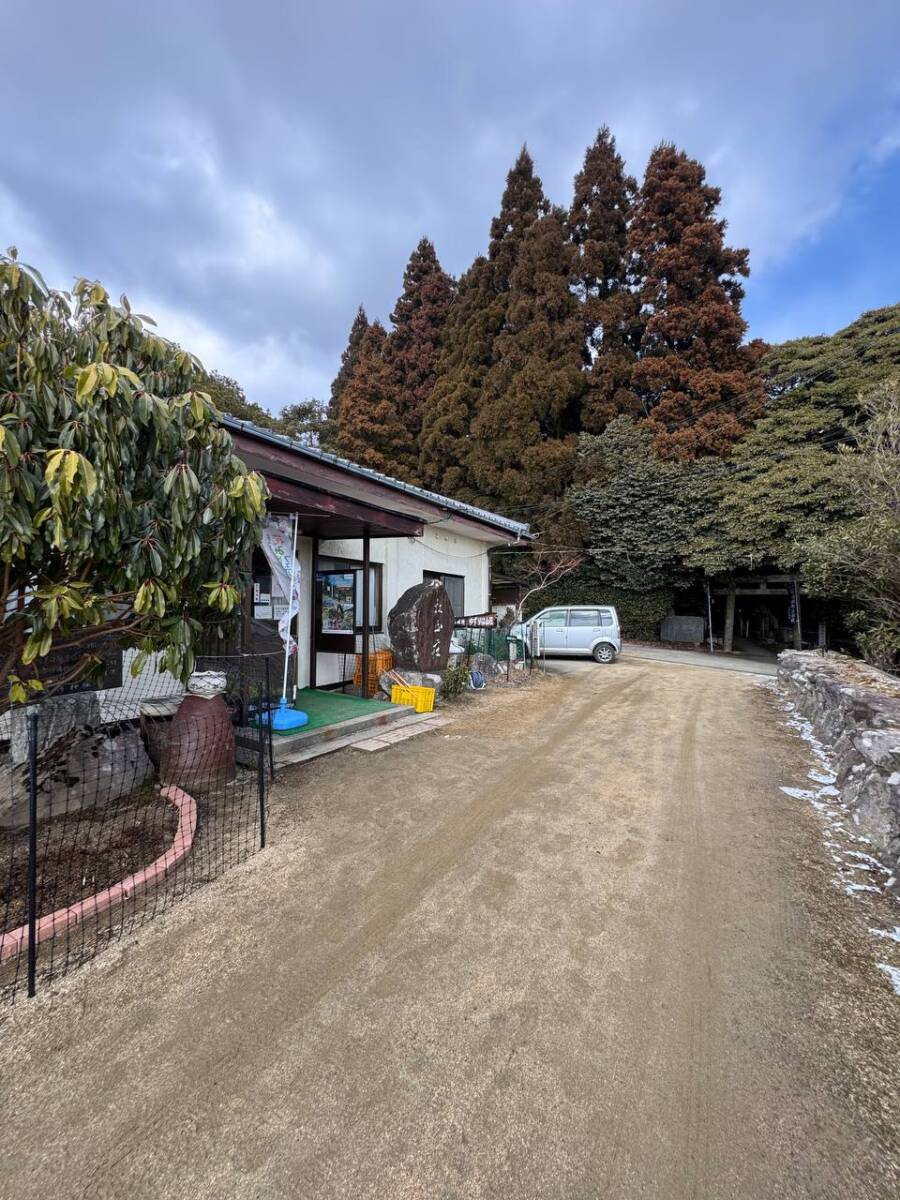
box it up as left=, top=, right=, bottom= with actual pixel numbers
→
left=568, top=610, right=600, bottom=626
left=599, top=610, right=614, bottom=626
left=537, top=610, right=567, bottom=627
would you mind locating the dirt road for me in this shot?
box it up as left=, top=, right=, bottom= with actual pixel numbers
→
left=2, top=661, right=899, bottom=1199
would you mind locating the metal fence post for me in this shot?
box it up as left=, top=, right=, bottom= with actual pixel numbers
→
left=257, top=714, right=268, bottom=851
left=26, top=706, right=40, bottom=999
left=264, top=657, right=275, bottom=780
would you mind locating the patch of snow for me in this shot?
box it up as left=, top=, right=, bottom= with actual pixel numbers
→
left=870, top=926, right=900, bottom=944
left=809, top=769, right=837, bottom=785
left=876, top=963, right=900, bottom=995
left=781, top=786, right=816, bottom=800
left=846, top=850, right=888, bottom=869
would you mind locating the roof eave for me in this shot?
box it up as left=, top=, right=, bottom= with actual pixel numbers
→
left=221, top=415, right=532, bottom=542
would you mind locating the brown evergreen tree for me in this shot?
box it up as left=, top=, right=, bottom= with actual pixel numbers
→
left=629, top=144, right=764, bottom=459
left=418, top=256, right=494, bottom=497
left=419, top=147, right=547, bottom=497
left=323, top=304, right=368, bottom=450
left=568, top=126, right=642, bottom=432
left=385, top=238, right=454, bottom=482
left=469, top=206, right=585, bottom=511
left=335, top=322, right=406, bottom=472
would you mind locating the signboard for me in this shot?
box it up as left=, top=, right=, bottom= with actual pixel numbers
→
left=253, top=577, right=273, bottom=620
left=453, top=612, right=498, bottom=629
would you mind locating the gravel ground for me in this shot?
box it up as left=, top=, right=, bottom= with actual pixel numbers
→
left=0, top=660, right=898, bottom=1199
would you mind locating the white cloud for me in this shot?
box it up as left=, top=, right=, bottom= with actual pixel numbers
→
left=136, top=297, right=332, bottom=414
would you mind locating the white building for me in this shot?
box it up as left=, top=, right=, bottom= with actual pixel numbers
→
left=225, top=417, right=530, bottom=692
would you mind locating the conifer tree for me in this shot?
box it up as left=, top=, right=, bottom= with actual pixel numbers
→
left=323, top=305, right=368, bottom=450
left=568, top=127, right=641, bottom=432
left=419, top=148, right=547, bottom=497
left=386, top=238, right=454, bottom=482
left=629, top=144, right=764, bottom=459
left=335, top=322, right=406, bottom=472
left=469, top=206, right=585, bottom=510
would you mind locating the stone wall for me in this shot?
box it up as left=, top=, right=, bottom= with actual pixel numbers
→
left=778, top=650, right=900, bottom=874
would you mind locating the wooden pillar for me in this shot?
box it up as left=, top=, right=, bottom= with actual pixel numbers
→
left=308, top=535, right=319, bottom=689
left=362, top=532, right=370, bottom=698
left=240, top=549, right=254, bottom=655
left=792, top=577, right=803, bottom=650
left=723, top=583, right=736, bottom=654
left=241, top=581, right=253, bottom=656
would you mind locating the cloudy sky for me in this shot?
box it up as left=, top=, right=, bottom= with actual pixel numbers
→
left=5, top=1, right=900, bottom=414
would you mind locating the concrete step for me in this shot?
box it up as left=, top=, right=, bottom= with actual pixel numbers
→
left=271, top=704, right=432, bottom=766
left=352, top=714, right=451, bottom=751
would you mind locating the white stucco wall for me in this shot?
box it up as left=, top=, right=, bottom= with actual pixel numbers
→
left=305, top=524, right=493, bottom=688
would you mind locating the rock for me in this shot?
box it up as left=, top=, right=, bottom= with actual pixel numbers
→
left=778, top=649, right=900, bottom=873
left=379, top=669, right=444, bottom=704
left=0, top=721, right=154, bottom=830
left=853, top=729, right=900, bottom=771
left=387, top=580, right=453, bottom=672
left=7, top=692, right=101, bottom=766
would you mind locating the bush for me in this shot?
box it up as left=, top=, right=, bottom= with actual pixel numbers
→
left=802, top=377, right=900, bottom=675
left=0, top=252, right=267, bottom=710
left=440, top=663, right=471, bottom=700
left=521, top=566, right=673, bottom=640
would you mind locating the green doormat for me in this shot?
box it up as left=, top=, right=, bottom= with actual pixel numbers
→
left=270, top=688, right=391, bottom=734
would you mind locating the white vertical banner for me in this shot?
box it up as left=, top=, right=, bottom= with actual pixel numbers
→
left=261, top=516, right=302, bottom=650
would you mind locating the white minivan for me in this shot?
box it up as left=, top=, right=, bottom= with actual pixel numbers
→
left=511, top=605, right=621, bottom=664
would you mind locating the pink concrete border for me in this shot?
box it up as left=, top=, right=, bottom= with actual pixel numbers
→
left=0, top=785, right=198, bottom=965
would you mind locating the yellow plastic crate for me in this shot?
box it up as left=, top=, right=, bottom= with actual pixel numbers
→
left=390, top=683, right=436, bottom=713
left=353, top=649, right=394, bottom=696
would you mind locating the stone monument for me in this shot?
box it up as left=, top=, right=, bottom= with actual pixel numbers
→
left=388, top=579, right=453, bottom=672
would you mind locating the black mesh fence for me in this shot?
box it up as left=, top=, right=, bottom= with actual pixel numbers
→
left=0, top=651, right=280, bottom=1002
left=455, top=626, right=541, bottom=673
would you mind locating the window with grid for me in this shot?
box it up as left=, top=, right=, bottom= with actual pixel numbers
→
left=423, top=570, right=465, bottom=620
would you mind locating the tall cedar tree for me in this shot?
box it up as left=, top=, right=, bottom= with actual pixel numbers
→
left=385, top=238, right=454, bottom=482
left=419, top=148, right=546, bottom=498
left=336, top=322, right=407, bottom=471
left=629, top=145, right=764, bottom=459
left=469, top=205, right=585, bottom=510
left=324, top=305, right=368, bottom=450
left=568, top=127, right=642, bottom=432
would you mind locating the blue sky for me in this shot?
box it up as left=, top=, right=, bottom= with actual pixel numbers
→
left=4, top=1, right=899, bottom=412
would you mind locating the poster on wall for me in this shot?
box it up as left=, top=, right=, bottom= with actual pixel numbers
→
left=320, top=572, right=356, bottom=633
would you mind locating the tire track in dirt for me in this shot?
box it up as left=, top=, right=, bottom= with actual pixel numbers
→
left=672, top=691, right=716, bottom=1200
left=581, top=686, right=710, bottom=1199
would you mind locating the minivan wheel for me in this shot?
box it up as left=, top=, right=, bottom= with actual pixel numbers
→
left=593, top=643, right=616, bottom=664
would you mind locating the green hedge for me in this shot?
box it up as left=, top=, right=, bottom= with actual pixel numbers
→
left=521, top=568, right=673, bottom=640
